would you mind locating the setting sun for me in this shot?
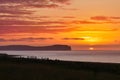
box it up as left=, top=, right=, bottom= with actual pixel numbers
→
left=89, top=47, right=94, bottom=50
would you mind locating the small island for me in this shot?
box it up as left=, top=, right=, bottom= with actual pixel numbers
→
left=0, top=45, right=71, bottom=51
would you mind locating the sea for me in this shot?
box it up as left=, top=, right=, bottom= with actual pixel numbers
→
left=0, top=50, right=120, bottom=63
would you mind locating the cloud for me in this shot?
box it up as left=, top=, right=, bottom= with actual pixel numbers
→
left=0, top=5, right=33, bottom=15
left=0, top=15, right=50, bottom=21
left=50, top=0, right=70, bottom=5
left=0, top=19, right=65, bottom=25
left=0, top=0, right=70, bottom=4
left=91, top=16, right=120, bottom=21
left=91, top=16, right=110, bottom=21
left=0, top=0, right=70, bottom=7
left=0, top=19, right=101, bottom=26
left=0, top=0, right=70, bottom=16
left=0, top=19, right=35, bottom=25
left=27, top=4, right=59, bottom=8
left=72, top=20, right=99, bottom=24
left=0, top=0, right=70, bottom=9
left=110, top=17, right=120, bottom=19
left=77, top=28, right=118, bottom=32
left=0, top=25, right=77, bottom=34
left=70, top=16, right=120, bottom=24
left=62, top=38, right=85, bottom=40
left=0, top=38, right=6, bottom=42
left=62, top=16, right=75, bottom=18
left=0, top=37, right=54, bottom=42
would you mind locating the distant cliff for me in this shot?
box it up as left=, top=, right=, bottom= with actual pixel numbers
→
left=0, top=45, right=71, bottom=51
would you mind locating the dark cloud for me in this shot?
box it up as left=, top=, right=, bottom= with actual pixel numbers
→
left=0, top=0, right=70, bottom=16
left=77, top=28, right=118, bottom=32
left=0, top=18, right=66, bottom=25
left=0, top=19, right=101, bottom=26
left=38, top=21, right=65, bottom=25
left=62, top=16, right=75, bottom=18
left=0, top=25, right=77, bottom=34
left=38, top=16, right=50, bottom=18
left=0, top=38, right=6, bottom=42
left=27, top=4, right=59, bottom=8
left=62, top=38, right=85, bottom=40
left=72, top=20, right=99, bottom=24
left=70, top=16, right=120, bottom=24
left=91, top=16, right=110, bottom=21
left=0, top=37, right=54, bottom=42
left=0, top=0, right=70, bottom=7
left=0, top=19, right=36, bottom=25
left=110, top=17, right=120, bottom=19
left=0, top=15, right=50, bottom=21
left=0, top=15, right=23, bottom=18
left=90, top=16, right=120, bottom=24
left=0, top=5, right=33, bottom=15
left=0, top=0, right=70, bottom=5
left=91, top=16, right=120, bottom=21
left=50, top=0, right=70, bottom=4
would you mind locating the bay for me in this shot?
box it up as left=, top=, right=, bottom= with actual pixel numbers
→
left=0, top=50, right=120, bottom=63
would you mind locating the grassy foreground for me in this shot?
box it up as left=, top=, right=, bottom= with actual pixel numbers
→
left=0, top=54, right=120, bottom=80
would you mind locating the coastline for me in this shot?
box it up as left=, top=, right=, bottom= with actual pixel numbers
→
left=0, top=53, right=120, bottom=80
left=0, top=50, right=120, bottom=63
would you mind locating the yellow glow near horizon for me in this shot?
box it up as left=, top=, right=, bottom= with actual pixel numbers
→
left=82, top=36, right=101, bottom=45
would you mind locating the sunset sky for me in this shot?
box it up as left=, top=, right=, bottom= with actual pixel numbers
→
left=0, top=0, right=120, bottom=50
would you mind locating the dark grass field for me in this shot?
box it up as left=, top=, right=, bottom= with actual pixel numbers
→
left=0, top=54, right=120, bottom=80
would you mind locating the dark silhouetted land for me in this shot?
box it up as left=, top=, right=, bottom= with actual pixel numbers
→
left=0, top=45, right=71, bottom=51
left=0, top=53, right=120, bottom=80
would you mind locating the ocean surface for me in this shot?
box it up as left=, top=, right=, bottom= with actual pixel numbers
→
left=0, top=50, right=120, bottom=63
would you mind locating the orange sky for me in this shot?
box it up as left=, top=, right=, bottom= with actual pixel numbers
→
left=0, top=0, right=120, bottom=50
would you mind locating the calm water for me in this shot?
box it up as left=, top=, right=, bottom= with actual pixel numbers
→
left=0, top=50, right=120, bottom=63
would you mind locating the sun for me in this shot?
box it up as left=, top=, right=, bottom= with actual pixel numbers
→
left=89, top=47, right=94, bottom=50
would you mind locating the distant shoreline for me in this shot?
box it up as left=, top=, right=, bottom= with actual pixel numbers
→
left=0, top=50, right=120, bottom=63
left=0, top=53, right=120, bottom=64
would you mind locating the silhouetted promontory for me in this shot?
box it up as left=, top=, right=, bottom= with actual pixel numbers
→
left=0, top=45, right=71, bottom=51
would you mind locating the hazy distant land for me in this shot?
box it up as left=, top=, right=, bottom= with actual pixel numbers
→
left=0, top=45, right=71, bottom=51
